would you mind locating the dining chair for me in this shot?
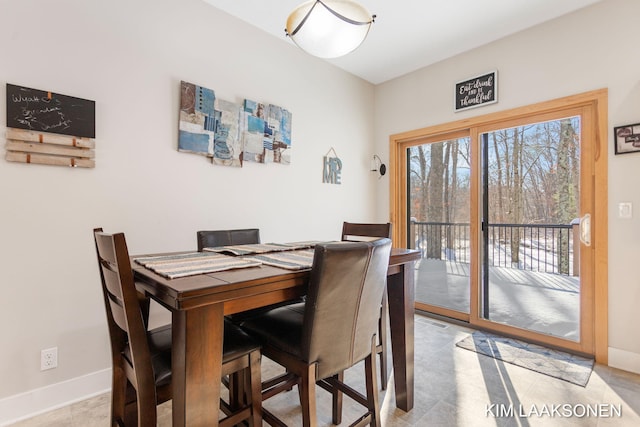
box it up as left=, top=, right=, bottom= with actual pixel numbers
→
left=196, top=228, right=260, bottom=251
left=341, top=222, right=392, bottom=390
left=198, top=227, right=307, bottom=327
left=93, top=228, right=262, bottom=427
left=240, top=238, right=392, bottom=427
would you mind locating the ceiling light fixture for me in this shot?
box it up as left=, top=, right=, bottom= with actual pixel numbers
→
left=285, top=0, right=376, bottom=59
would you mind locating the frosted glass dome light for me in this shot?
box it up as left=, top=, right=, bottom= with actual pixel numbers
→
left=285, top=0, right=375, bottom=59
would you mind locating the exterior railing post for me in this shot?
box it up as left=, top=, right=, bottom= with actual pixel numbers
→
left=409, top=218, right=416, bottom=250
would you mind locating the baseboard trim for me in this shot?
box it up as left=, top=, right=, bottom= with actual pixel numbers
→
left=0, top=369, right=111, bottom=427
left=1, top=348, right=638, bottom=425
left=608, top=347, right=640, bottom=375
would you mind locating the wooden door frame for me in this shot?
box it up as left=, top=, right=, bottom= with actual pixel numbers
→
left=389, top=89, right=608, bottom=363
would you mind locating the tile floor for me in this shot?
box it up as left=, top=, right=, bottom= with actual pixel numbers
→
left=9, top=314, right=640, bottom=426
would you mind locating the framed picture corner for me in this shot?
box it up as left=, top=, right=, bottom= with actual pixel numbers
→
left=613, top=122, right=640, bottom=155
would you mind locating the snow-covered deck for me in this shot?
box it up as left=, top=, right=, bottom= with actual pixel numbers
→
left=414, top=258, right=580, bottom=341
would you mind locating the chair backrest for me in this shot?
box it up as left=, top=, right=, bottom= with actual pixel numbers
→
left=93, top=228, right=157, bottom=394
left=301, top=238, right=392, bottom=380
left=341, top=222, right=392, bottom=242
left=197, top=228, right=260, bottom=251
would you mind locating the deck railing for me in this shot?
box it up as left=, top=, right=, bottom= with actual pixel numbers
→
left=410, top=220, right=579, bottom=276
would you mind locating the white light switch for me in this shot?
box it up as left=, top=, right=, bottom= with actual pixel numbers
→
left=619, top=202, right=632, bottom=219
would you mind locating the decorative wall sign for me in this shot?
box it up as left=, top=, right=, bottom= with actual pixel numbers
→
left=614, top=122, right=640, bottom=155
left=5, top=84, right=96, bottom=168
left=322, top=147, right=342, bottom=184
left=454, top=70, right=498, bottom=112
left=6, top=83, right=95, bottom=138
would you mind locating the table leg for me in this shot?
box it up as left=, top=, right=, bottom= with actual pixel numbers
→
left=172, top=303, right=224, bottom=427
left=387, top=262, right=415, bottom=411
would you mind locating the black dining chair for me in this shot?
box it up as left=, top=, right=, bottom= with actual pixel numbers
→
left=196, top=228, right=260, bottom=251
left=204, top=227, right=307, bottom=323
left=341, top=222, right=392, bottom=390
left=240, top=238, right=392, bottom=427
left=93, top=228, right=262, bottom=427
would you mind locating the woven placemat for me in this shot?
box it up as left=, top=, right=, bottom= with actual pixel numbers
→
left=135, top=252, right=261, bottom=279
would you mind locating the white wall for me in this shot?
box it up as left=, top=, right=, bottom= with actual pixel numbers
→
left=0, top=0, right=377, bottom=412
left=374, top=0, right=640, bottom=372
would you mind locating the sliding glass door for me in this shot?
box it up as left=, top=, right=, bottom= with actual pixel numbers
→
left=408, top=136, right=472, bottom=319
left=480, top=116, right=583, bottom=342
left=392, top=91, right=607, bottom=357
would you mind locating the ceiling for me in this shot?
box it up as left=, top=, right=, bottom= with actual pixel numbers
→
left=203, top=0, right=601, bottom=85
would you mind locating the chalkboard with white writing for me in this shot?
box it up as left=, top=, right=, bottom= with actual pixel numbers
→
left=454, top=71, right=498, bottom=112
left=6, top=83, right=95, bottom=138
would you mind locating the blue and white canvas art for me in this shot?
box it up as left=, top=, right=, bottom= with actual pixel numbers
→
left=241, top=99, right=269, bottom=163
left=178, top=82, right=291, bottom=167
left=178, top=81, right=243, bottom=167
left=242, top=99, right=292, bottom=165
left=266, top=104, right=292, bottom=165
left=178, top=81, right=215, bottom=156
left=212, top=99, right=242, bottom=167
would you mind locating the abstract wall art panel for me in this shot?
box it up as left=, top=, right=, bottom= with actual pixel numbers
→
left=178, top=81, right=243, bottom=167
left=243, top=132, right=266, bottom=163
left=178, top=81, right=215, bottom=156
left=212, top=99, right=243, bottom=167
left=241, top=99, right=268, bottom=163
left=241, top=99, right=292, bottom=165
left=178, top=83, right=291, bottom=168
left=266, top=104, right=292, bottom=165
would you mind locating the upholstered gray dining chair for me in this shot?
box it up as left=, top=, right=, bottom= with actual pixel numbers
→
left=240, top=238, right=392, bottom=427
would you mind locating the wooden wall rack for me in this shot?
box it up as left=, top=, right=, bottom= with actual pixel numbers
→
left=4, top=128, right=95, bottom=168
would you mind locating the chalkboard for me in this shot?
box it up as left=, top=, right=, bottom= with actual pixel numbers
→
left=454, top=71, right=498, bottom=112
left=6, top=83, right=95, bottom=138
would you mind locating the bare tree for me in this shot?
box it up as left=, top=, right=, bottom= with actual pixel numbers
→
left=556, top=119, right=577, bottom=274
left=407, top=118, right=580, bottom=274
left=491, top=132, right=505, bottom=223
left=509, top=128, right=523, bottom=265
left=426, top=143, right=444, bottom=258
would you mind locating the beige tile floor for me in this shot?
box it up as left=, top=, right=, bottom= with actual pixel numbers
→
left=9, top=314, right=640, bottom=426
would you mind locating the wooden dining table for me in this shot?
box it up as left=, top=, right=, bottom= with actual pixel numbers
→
left=132, top=246, right=420, bottom=427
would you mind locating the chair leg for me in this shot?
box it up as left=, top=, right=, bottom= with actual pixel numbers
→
left=331, top=372, right=344, bottom=425
left=366, top=337, right=381, bottom=427
left=299, top=364, right=318, bottom=427
left=248, top=350, right=263, bottom=427
left=136, top=386, right=158, bottom=427
left=378, top=290, right=388, bottom=390
left=123, top=381, right=141, bottom=427
left=228, top=372, right=244, bottom=411
left=110, top=367, right=127, bottom=427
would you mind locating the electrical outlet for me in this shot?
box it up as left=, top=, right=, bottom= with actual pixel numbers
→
left=619, top=202, right=632, bottom=219
left=41, top=347, right=58, bottom=371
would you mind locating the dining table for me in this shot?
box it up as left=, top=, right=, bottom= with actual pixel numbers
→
left=132, top=245, right=421, bottom=427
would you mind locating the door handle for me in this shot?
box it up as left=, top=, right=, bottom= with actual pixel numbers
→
left=579, top=213, right=591, bottom=247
